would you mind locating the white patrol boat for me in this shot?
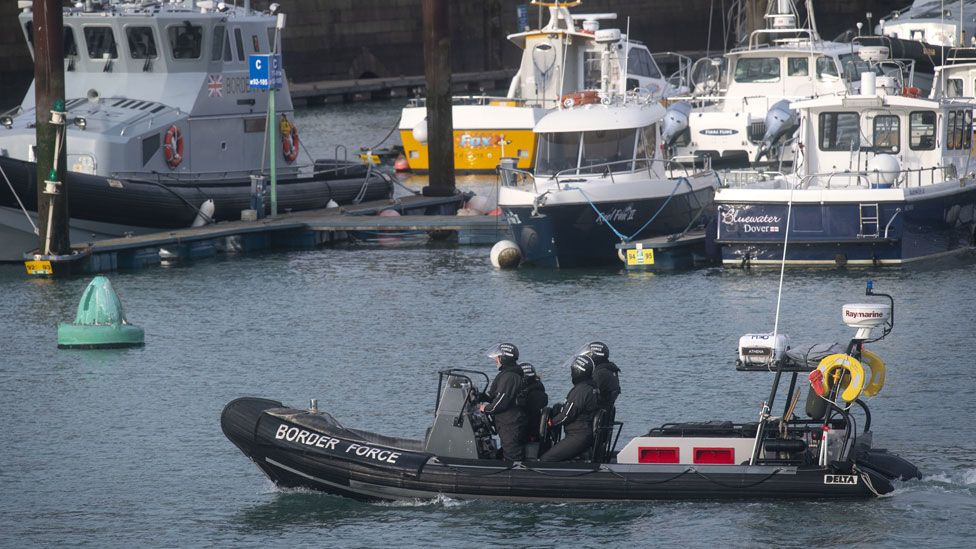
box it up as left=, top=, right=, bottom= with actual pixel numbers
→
left=399, top=0, right=680, bottom=173
left=664, top=0, right=918, bottom=170
left=713, top=72, right=976, bottom=266
left=0, top=0, right=391, bottom=262
left=223, top=281, right=920, bottom=502
left=497, top=91, right=719, bottom=268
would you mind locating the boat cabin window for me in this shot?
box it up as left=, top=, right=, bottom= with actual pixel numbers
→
left=234, top=28, right=245, bottom=62
left=584, top=51, right=602, bottom=89
left=268, top=28, right=277, bottom=53
left=641, top=125, right=657, bottom=160
left=65, top=27, right=78, bottom=58
left=627, top=49, right=661, bottom=79
left=909, top=111, right=937, bottom=150
left=946, top=110, right=973, bottom=150
left=946, top=78, right=964, bottom=98
left=839, top=54, right=883, bottom=81
left=126, top=27, right=157, bottom=60
left=169, top=23, right=203, bottom=60
left=223, top=28, right=233, bottom=61
left=211, top=26, right=225, bottom=62
left=966, top=112, right=974, bottom=150
left=873, top=115, right=900, bottom=153
left=84, top=27, right=118, bottom=59
left=25, top=22, right=79, bottom=59
left=816, top=56, right=839, bottom=80
left=787, top=57, right=809, bottom=76
left=734, top=57, right=780, bottom=83
left=579, top=129, right=638, bottom=173
left=819, top=112, right=861, bottom=151
left=535, top=132, right=581, bottom=176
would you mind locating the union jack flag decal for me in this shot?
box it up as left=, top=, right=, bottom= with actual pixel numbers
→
left=207, top=74, right=223, bottom=98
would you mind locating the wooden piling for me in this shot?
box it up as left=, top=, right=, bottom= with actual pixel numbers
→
left=421, top=0, right=456, bottom=197
left=32, top=0, right=70, bottom=256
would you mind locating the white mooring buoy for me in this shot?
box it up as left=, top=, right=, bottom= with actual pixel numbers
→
left=490, top=240, right=521, bottom=269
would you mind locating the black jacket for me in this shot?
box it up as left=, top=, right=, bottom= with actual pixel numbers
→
left=522, top=379, right=549, bottom=414
left=593, top=360, right=621, bottom=409
left=551, top=378, right=599, bottom=434
left=484, top=363, right=524, bottom=415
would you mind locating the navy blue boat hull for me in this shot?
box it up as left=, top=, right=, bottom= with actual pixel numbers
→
left=505, top=186, right=715, bottom=268
left=714, top=187, right=976, bottom=265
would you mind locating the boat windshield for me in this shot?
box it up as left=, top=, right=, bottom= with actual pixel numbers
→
left=839, top=54, right=884, bottom=80
left=535, top=129, right=639, bottom=176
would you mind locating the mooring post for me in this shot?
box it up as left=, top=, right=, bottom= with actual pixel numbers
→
left=421, top=0, right=456, bottom=197
left=33, top=0, right=70, bottom=256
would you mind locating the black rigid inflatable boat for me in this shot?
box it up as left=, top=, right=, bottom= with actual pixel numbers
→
left=222, top=283, right=920, bottom=503
left=0, top=156, right=393, bottom=229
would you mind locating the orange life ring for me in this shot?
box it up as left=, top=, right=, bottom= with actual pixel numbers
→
left=902, top=86, right=921, bottom=98
left=163, top=125, right=183, bottom=169
left=561, top=90, right=600, bottom=109
left=281, top=122, right=299, bottom=163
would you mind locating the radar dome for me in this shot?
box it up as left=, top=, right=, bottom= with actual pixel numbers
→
left=867, top=154, right=901, bottom=187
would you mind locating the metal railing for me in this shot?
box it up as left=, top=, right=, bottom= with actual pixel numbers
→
left=798, top=165, right=961, bottom=189
left=406, top=95, right=533, bottom=108
left=499, top=157, right=706, bottom=194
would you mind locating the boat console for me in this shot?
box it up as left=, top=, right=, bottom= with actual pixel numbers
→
left=425, top=369, right=498, bottom=459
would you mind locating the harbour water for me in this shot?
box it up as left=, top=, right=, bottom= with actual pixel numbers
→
left=1, top=101, right=975, bottom=547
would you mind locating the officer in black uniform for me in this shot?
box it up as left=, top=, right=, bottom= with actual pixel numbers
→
left=586, top=341, right=621, bottom=410
left=518, top=363, right=549, bottom=442
left=540, top=355, right=600, bottom=462
left=479, top=342, right=527, bottom=461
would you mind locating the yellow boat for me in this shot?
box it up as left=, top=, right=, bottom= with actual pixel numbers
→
left=399, top=1, right=674, bottom=173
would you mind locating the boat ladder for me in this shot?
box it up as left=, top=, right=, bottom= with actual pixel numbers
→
left=859, top=203, right=880, bottom=238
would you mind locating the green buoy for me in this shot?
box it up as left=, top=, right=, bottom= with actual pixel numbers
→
left=57, top=276, right=144, bottom=349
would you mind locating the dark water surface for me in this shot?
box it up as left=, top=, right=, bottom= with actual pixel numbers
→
left=1, top=101, right=975, bottom=547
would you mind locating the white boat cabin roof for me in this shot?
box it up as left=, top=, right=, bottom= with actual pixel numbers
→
left=535, top=102, right=665, bottom=133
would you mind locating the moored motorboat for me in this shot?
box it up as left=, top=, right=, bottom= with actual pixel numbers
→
left=0, top=0, right=392, bottom=261
left=497, top=93, right=718, bottom=268
left=665, top=0, right=920, bottom=169
left=222, top=282, right=920, bottom=502
left=399, top=0, right=680, bottom=173
left=713, top=73, right=976, bottom=266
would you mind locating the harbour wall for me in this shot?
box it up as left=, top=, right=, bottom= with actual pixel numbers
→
left=1, top=0, right=908, bottom=109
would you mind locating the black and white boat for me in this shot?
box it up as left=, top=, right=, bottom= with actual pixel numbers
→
left=222, top=282, right=920, bottom=502
left=497, top=95, right=719, bottom=267
left=0, top=1, right=391, bottom=261
left=713, top=73, right=976, bottom=266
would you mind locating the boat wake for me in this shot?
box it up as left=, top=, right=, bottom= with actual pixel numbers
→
left=374, top=494, right=471, bottom=508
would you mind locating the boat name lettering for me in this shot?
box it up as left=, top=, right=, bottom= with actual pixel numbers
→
left=699, top=128, right=739, bottom=136
left=345, top=443, right=403, bottom=464
left=458, top=134, right=502, bottom=148
left=275, top=424, right=340, bottom=449
left=596, top=205, right=637, bottom=225
left=720, top=207, right=782, bottom=232
left=823, top=474, right=858, bottom=485
left=221, top=77, right=251, bottom=95
left=273, top=424, right=402, bottom=464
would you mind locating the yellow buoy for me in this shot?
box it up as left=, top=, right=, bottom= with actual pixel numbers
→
left=860, top=349, right=886, bottom=397
left=816, top=354, right=866, bottom=402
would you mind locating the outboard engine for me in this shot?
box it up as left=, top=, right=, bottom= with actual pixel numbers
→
left=755, top=100, right=799, bottom=162
left=662, top=101, right=692, bottom=149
